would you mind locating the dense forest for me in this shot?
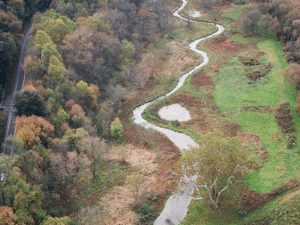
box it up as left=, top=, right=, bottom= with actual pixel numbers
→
left=1, top=0, right=300, bottom=224
left=0, top=0, right=51, bottom=144
left=0, top=0, right=170, bottom=224
left=0, top=0, right=51, bottom=98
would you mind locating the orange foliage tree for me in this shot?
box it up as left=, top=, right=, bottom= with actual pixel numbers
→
left=0, top=206, right=17, bottom=225
left=69, top=104, right=85, bottom=117
left=16, top=116, right=54, bottom=149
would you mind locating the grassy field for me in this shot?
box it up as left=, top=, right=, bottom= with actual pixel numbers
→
left=181, top=188, right=300, bottom=225
left=214, top=39, right=300, bottom=193
left=180, top=39, right=300, bottom=224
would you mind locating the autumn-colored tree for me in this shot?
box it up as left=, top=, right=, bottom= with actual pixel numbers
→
left=77, top=15, right=110, bottom=32
left=69, top=104, right=85, bottom=117
left=18, top=150, right=45, bottom=183
left=52, top=108, right=69, bottom=126
left=41, top=45, right=61, bottom=70
left=62, top=26, right=121, bottom=85
left=8, top=0, right=25, bottom=19
left=16, top=116, right=54, bottom=149
left=154, top=0, right=170, bottom=31
left=257, top=14, right=273, bottom=35
left=75, top=81, right=97, bottom=108
left=0, top=206, right=17, bottom=225
left=33, top=30, right=54, bottom=50
left=0, top=167, right=45, bottom=225
left=107, top=0, right=138, bottom=39
left=42, top=216, right=71, bottom=225
left=38, top=10, right=75, bottom=43
left=136, top=8, right=155, bottom=43
left=23, top=80, right=38, bottom=92
left=285, top=63, right=300, bottom=89
left=51, top=0, right=104, bottom=18
left=47, top=55, right=65, bottom=79
left=105, top=84, right=126, bottom=111
left=62, top=128, right=88, bottom=149
left=0, top=10, right=22, bottom=34
left=95, top=102, right=113, bottom=138
left=241, top=9, right=261, bottom=34
left=64, top=99, right=76, bottom=110
left=23, top=54, right=40, bottom=76
left=121, top=40, right=136, bottom=61
left=60, top=122, right=70, bottom=134
left=48, top=151, right=92, bottom=203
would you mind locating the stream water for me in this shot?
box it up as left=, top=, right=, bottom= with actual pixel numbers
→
left=133, top=0, right=225, bottom=224
left=158, top=104, right=191, bottom=122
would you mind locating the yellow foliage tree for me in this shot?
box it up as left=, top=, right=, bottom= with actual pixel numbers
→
left=42, top=216, right=71, bottom=225
left=47, top=56, right=65, bottom=79
left=33, top=30, right=54, bottom=50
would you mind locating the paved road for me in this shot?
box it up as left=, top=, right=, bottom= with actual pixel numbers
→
left=1, top=28, right=31, bottom=153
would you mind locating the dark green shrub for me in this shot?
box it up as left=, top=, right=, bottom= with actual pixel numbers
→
left=15, top=90, right=45, bottom=116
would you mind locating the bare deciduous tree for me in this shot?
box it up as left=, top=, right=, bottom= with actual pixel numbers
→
left=182, top=132, right=250, bottom=210
left=154, top=0, right=170, bottom=31
left=196, top=0, right=215, bottom=10
left=241, top=9, right=261, bottom=34
left=78, top=136, right=107, bottom=177
left=106, top=0, right=138, bottom=40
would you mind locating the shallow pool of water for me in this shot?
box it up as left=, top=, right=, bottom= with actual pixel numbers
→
left=158, top=104, right=191, bottom=122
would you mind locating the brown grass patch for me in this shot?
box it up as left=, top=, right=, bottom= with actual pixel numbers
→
left=172, top=93, right=205, bottom=107
left=192, top=72, right=214, bottom=90
left=208, top=37, right=244, bottom=55
left=238, top=131, right=269, bottom=160
left=97, top=144, right=180, bottom=225
left=242, top=106, right=277, bottom=114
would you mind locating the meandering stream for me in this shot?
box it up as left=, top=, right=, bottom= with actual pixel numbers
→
left=132, top=0, right=225, bottom=224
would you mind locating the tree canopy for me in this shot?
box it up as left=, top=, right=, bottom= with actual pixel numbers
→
left=183, top=132, right=250, bottom=210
